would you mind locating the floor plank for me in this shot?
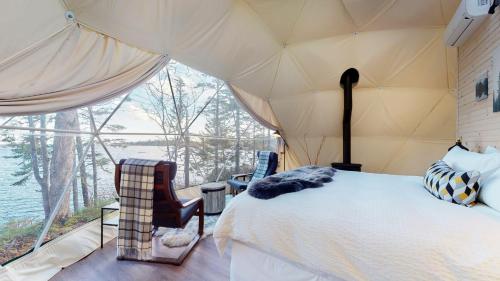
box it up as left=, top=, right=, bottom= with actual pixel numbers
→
left=50, top=237, right=230, bottom=281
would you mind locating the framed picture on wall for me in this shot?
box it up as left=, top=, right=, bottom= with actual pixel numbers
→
left=493, top=46, right=500, bottom=112
left=475, top=70, right=488, bottom=101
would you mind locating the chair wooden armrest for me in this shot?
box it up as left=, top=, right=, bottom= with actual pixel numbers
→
left=231, top=173, right=253, bottom=181
left=181, top=197, right=202, bottom=208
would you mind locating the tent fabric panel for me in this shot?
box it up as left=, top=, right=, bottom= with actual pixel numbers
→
left=286, top=136, right=452, bottom=175
left=0, top=0, right=67, bottom=63
left=270, top=90, right=343, bottom=137
left=226, top=53, right=281, bottom=99
left=269, top=88, right=455, bottom=138
left=0, top=25, right=168, bottom=115
left=270, top=86, right=455, bottom=175
left=65, top=0, right=234, bottom=55
left=282, top=28, right=448, bottom=92
left=269, top=50, right=314, bottom=98
left=67, top=0, right=283, bottom=96
left=0, top=0, right=460, bottom=173
left=242, top=0, right=305, bottom=44
left=171, top=0, right=282, bottom=84
left=343, top=0, right=450, bottom=32
left=4, top=218, right=117, bottom=281
left=229, top=84, right=280, bottom=130
left=285, top=0, right=356, bottom=44
left=244, top=0, right=459, bottom=45
left=64, top=0, right=460, bottom=50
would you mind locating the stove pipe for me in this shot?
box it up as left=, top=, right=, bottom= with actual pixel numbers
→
left=331, top=68, right=362, bottom=172
left=340, top=68, right=359, bottom=164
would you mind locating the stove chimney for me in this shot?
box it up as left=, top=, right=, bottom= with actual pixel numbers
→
left=331, top=68, right=362, bottom=172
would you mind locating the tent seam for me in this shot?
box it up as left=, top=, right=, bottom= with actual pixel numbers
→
left=382, top=30, right=442, bottom=84
left=409, top=91, right=450, bottom=139
left=240, top=0, right=285, bottom=45
left=0, top=24, right=73, bottom=67
left=358, top=0, right=398, bottom=31
left=284, top=0, right=307, bottom=45
left=286, top=26, right=446, bottom=48
left=286, top=49, right=315, bottom=90
left=267, top=50, right=284, bottom=99
left=74, top=20, right=164, bottom=56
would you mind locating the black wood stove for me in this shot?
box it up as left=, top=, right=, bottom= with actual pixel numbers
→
left=331, top=68, right=362, bottom=172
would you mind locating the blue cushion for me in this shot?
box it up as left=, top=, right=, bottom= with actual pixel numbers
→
left=227, top=151, right=278, bottom=192
left=227, top=179, right=248, bottom=191
left=251, top=151, right=272, bottom=182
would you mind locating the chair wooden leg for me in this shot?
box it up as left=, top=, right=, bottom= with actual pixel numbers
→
left=198, top=200, right=204, bottom=236
left=149, top=235, right=201, bottom=266
left=148, top=200, right=204, bottom=266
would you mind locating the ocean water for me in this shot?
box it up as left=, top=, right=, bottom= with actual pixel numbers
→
left=0, top=144, right=206, bottom=226
left=0, top=145, right=119, bottom=226
left=0, top=147, right=45, bottom=225
left=0, top=139, right=262, bottom=227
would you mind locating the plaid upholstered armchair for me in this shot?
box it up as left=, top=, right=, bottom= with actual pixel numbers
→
left=115, top=159, right=203, bottom=265
left=228, top=151, right=278, bottom=195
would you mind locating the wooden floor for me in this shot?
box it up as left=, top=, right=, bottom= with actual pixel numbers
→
left=50, top=237, right=231, bottom=281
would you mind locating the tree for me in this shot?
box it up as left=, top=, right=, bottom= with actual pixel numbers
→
left=82, top=105, right=120, bottom=204
left=201, top=85, right=234, bottom=181
left=142, top=62, right=224, bottom=188
left=3, top=106, right=119, bottom=221
left=27, top=115, right=50, bottom=220
left=3, top=112, right=77, bottom=220
left=72, top=159, right=79, bottom=212
left=48, top=110, right=77, bottom=219
left=140, top=61, right=276, bottom=185
left=74, top=114, right=90, bottom=207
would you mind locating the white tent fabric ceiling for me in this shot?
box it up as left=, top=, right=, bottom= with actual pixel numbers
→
left=0, top=0, right=460, bottom=175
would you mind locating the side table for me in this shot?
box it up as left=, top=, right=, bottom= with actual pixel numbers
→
left=100, top=201, right=119, bottom=248
left=200, top=182, right=226, bottom=215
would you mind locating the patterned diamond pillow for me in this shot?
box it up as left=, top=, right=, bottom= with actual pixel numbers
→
left=423, top=160, right=481, bottom=206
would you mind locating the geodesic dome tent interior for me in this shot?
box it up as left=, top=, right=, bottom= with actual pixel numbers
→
left=1, top=0, right=459, bottom=174
left=0, top=0, right=463, bottom=280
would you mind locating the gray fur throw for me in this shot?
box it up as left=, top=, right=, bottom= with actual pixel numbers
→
left=248, top=166, right=336, bottom=199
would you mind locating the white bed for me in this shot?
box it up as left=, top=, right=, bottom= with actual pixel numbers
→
left=214, top=170, right=500, bottom=281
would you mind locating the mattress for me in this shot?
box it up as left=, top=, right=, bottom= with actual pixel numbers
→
left=214, top=170, right=500, bottom=281
left=231, top=241, right=343, bottom=281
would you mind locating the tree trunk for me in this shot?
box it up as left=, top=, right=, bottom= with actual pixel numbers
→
left=184, top=133, right=190, bottom=188
left=90, top=140, right=98, bottom=205
left=214, top=92, right=220, bottom=178
left=49, top=110, right=78, bottom=219
left=40, top=115, right=50, bottom=212
left=27, top=116, right=51, bottom=220
left=75, top=115, right=90, bottom=207
left=72, top=159, right=79, bottom=212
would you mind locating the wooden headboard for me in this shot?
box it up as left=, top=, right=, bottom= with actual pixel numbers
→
left=457, top=11, right=500, bottom=152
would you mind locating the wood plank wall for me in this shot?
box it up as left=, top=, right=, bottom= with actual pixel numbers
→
left=458, top=10, right=500, bottom=152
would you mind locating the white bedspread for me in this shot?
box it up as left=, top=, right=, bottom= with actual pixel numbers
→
left=214, top=170, right=500, bottom=281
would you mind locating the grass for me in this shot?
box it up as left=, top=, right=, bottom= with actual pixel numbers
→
left=0, top=198, right=115, bottom=265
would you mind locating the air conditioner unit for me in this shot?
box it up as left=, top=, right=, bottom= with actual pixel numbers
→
left=444, top=0, right=491, bottom=47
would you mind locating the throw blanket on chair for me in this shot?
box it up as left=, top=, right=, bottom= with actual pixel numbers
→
left=248, top=166, right=336, bottom=199
left=117, top=158, right=160, bottom=260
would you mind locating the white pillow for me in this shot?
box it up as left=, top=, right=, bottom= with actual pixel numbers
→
left=442, top=147, right=500, bottom=181
left=479, top=170, right=500, bottom=212
left=475, top=146, right=500, bottom=212
left=484, top=146, right=498, bottom=154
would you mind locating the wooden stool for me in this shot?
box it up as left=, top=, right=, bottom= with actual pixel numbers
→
left=200, top=182, right=226, bottom=215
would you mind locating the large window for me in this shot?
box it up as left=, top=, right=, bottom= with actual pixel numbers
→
left=0, top=60, right=275, bottom=264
